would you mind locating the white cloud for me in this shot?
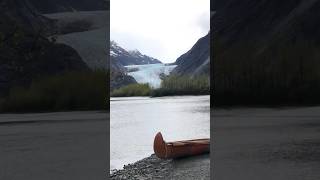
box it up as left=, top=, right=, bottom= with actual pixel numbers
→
left=111, top=0, right=210, bottom=63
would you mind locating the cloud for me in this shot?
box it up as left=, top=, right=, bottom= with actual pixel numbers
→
left=111, top=0, right=210, bottom=63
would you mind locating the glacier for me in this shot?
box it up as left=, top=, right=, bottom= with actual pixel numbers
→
left=125, top=64, right=177, bottom=88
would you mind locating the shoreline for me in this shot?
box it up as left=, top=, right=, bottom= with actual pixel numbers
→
left=110, top=155, right=172, bottom=180
left=110, top=154, right=210, bottom=180
left=0, top=111, right=108, bottom=179
left=110, top=94, right=210, bottom=98
left=213, top=106, right=320, bottom=179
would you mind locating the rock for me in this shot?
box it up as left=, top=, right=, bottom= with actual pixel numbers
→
left=110, top=154, right=210, bottom=180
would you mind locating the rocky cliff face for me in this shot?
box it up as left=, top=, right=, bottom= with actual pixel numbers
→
left=171, top=33, right=209, bottom=76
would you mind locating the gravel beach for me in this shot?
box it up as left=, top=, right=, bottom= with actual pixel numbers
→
left=213, top=107, right=320, bottom=180
left=0, top=111, right=108, bottom=180
left=110, top=154, right=210, bottom=180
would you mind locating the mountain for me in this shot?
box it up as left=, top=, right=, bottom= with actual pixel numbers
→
left=0, top=0, right=89, bottom=96
left=28, top=0, right=108, bottom=14
left=171, top=33, right=209, bottom=76
left=110, top=41, right=164, bottom=90
left=110, top=41, right=162, bottom=66
left=0, top=0, right=56, bottom=35
left=110, top=57, right=137, bottom=91
left=109, top=42, right=134, bottom=90
left=44, top=11, right=109, bottom=70
left=213, top=0, right=320, bottom=105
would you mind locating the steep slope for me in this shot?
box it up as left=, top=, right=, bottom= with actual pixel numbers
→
left=0, top=0, right=89, bottom=96
left=110, top=43, right=137, bottom=91
left=28, top=0, right=108, bottom=13
left=44, top=11, right=109, bottom=70
left=213, top=0, right=320, bottom=105
left=110, top=54, right=136, bottom=91
left=110, top=41, right=162, bottom=66
left=0, top=0, right=56, bottom=35
left=110, top=41, right=164, bottom=90
left=171, top=33, right=209, bottom=76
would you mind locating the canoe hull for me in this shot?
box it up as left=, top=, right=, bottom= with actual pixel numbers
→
left=153, top=132, right=210, bottom=159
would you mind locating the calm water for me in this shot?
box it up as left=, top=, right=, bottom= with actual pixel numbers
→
left=110, top=95, right=210, bottom=170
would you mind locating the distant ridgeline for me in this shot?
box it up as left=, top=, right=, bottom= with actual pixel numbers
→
left=213, top=0, right=320, bottom=106
left=110, top=41, right=162, bottom=66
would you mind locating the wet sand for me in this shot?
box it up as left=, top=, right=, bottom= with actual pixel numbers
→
left=213, top=107, right=320, bottom=180
left=0, top=111, right=108, bottom=180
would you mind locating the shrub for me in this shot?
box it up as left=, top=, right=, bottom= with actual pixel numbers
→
left=0, top=70, right=108, bottom=112
left=111, top=83, right=151, bottom=97
left=213, top=35, right=320, bottom=106
left=151, top=75, right=210, bottom=97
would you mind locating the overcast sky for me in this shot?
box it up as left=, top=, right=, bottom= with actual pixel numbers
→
left=110, top=0, right=210, bottom=63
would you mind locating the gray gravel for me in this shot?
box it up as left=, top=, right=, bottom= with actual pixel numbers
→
left=0, top=111, right=108, bottom=180
left=110, top=154, right=210, bottom=180
left=213, top=107, right=320, bottom=180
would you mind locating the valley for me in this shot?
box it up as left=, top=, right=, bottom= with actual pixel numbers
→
left=125, top=64, right=176, bottom=88
left=110, top=33, right=210, bottom=96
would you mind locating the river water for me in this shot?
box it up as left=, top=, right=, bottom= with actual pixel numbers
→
left=110, top=95, right=210, bottom=170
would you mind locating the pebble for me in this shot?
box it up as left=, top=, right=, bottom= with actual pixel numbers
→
left=110, top=154, right=172, bottom=180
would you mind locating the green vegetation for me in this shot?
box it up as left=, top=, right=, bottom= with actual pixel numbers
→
left=110, top=75, right=209, bottom=97
left=111, top=83, right=151, bottom=97
left=0, top=70, right=108, bottom=112
left=151, top=75, right=209, bottom=97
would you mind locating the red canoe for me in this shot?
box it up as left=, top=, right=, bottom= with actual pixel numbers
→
left=153, top=132, right=210, bottom=159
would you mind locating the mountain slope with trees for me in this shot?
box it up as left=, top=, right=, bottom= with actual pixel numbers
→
left=0, top=0, right=89, bottom=96
left=213, top=0, right=320, bottom=105
left=171, top=33, right=209, bottom=76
